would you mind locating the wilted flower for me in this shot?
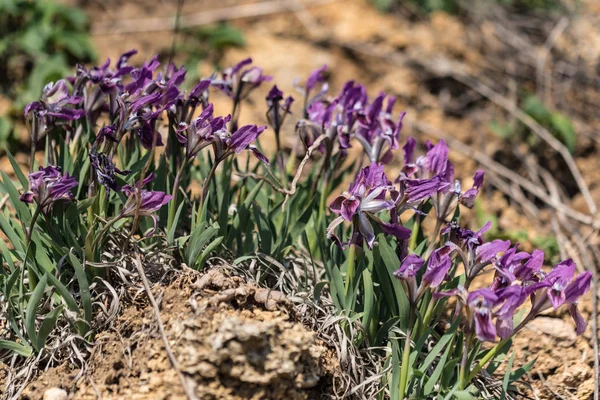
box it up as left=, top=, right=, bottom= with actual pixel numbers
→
left=20, top=166, right=78, bottom=213
left=90, top=146, right=130, bottom=195
left=266, top=85, right=294, bottom=139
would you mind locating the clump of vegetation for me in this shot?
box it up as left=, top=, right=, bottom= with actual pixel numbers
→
left=0, top=53, right=591, bottom=398
left=0, top=0, right=96, bottom=147
left=489, top=93, right=577, bottom=154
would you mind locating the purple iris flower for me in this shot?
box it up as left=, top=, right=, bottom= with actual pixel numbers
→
left=211, top=58, right=272, bottom=100
left=494, top=285, right=527, bottom=338
left=71, top=50, right=138, bottom=122
left=176, top=104, right=230, bottom=160
left=188, top=79, right=211, bottom=108
left=526, top=259, right=592, bottom=335
left=327, top=164, right=410, bottom=249
left=225, top=124, right=269, bottom=163
left=121, top=173, right=172, bottom=236
left=354, top=93, right=405, bottom=163
left=421, top=246, right=453, bottom=289
left=20, top=166, right=78, bottom=213
left=24, top=80, right=85, bottom=121
left=306, top=65, right=328, bottom=95
left=97, top=124, right=118, bottom=143
left=514, top=249, right=544, bottom=282
left=24, top=80, right=85, bottom=144
left=296, top=65, right=328, bottom=116
left=176, top=102, right=267, bottom=164
left=460, top=170, right=485, bottom=208
left=467, top=288, right=499, bottom=342
left=304, top=80, right=368, bottom=152
left=402, top=175, right=450, bottom=204
left=393, top=254, right=425, bottom=303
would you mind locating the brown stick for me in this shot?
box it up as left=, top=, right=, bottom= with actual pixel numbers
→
left=133, top=255, right=198, bottom=400
left=92, top=0, right=336, bottom=35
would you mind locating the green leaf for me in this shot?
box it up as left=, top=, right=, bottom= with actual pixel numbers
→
left=424, top=333, right=454, bottom=394
left=419, top=318, right=460, bottom=374
left=377, top=235, right=410, bottom=329
left=6, top=151, right=28, bottom=189
left=46, top=272, right=79, bottom=313
left=0, top=340, right=32, bottom=358
left=549, top=112, right=576, bottom=153
left=186, top=222, right=219, bottom=268
left=488, top=121, right=514, bottom=139
left=25, top=273, right=49, bottom=351
left=509, top=357, right=536, bottom=382
left=522, top=95, right=551, bottom=123
left=1, top=170, right=32, bottom=224
left=36, top=306, right=63, bottom=351
left=68, top=252, right=91, bottom=332
left=76, top=195, right=97, bottom=214
left=167, top=201, right=185, bottom=244
left=452, top=390, right=475, bottom=400
left=0, top=236, right=15, bottom=271
left=0, top=212, right=24, bottom=254
left=361, top=266, right=375, bottom=341
left=501, top=352, right=516, bottom=399
left=196, top=236, right=223, bottom=270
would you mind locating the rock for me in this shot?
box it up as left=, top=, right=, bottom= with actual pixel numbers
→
left=526, top=317, right=577, bottom=342
left=43, top=388, right=67, bottom=400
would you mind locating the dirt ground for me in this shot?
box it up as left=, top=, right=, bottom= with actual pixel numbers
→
left=20, top=269, right=338, bottom=400
left=2, top=0, right=600, bottom=398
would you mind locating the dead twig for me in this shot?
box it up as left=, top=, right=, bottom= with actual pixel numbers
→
left=536, top=17, right=569, bottom=104
left=133, top=255, right=197, bottom=400
left=92, top=0, right=336, bottom=35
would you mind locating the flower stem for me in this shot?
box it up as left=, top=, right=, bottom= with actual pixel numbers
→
left=399, top=312, right=415, bottom=399
left=459, top=335, right=472, bottom=390
left=200, top=157, right=220, bottom=207
left=26, top=206, right=42, bottom=245
left=417, top=299, right=436, bottom=338
left=464, top=337, right=510, bottom=386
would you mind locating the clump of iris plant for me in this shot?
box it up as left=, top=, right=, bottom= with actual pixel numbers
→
left=2, top=52, right=590, bottom=399
left=318, top=101, right=591, bottom=395
left=296, top=64, right=591, bottom=396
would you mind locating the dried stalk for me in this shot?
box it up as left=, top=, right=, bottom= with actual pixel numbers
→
left=92, top=0, right=336, bottom=35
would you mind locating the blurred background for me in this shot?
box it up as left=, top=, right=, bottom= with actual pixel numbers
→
left=0, top=0, right=599, bottom=398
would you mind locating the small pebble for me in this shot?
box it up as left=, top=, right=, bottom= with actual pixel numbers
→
left=43, top=387, right=67, bottom=400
